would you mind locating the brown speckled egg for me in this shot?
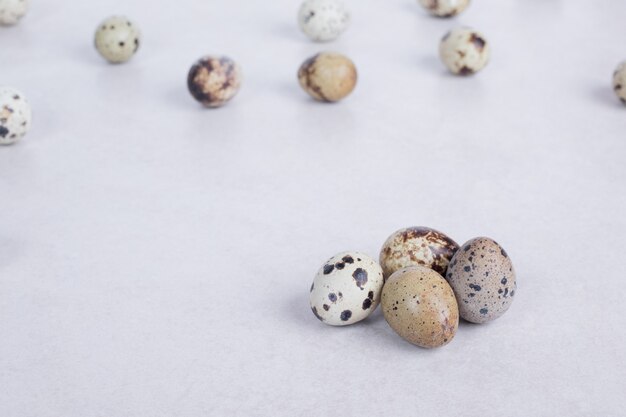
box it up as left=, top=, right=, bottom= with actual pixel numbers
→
left=379, top=226, right=459, bottom=281
left=446, top=237, right=517, bottom=324
left=382, top=266, right=459, bottom=348
left=187, top=56, right=242, bottom=108
left=298, top=52, right=357, bottom=102
left=439, top=27, right=490, bottom=75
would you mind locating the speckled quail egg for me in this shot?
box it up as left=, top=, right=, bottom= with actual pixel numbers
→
left=439, top=27, right=490, bottom=75
left=418, top=0, right=470, bottom=17
left=613, top=62, right=626, bottom=105
left=94, top=16, right=141, bottom=64
left=298, top=0, right=350, bottom=42
left=310, top=252, right=384, bottom=326
left=0, top=87, right=31, bottom=145
left=298, top=52, right=357, bottom=102
left=379, top=226, right=459, bottom=281
left=382, top=266, right=459, bottom=348
left=187, top=56, right=242, bottom=108
left=446, top=237, right=517, bottom=324
left=0, top=0, right=29, bottom=26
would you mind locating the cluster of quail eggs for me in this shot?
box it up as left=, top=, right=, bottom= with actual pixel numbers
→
left=296, top=0, right=357, bottom=103
left=94, top=0, right=358, bottom=108
left=0, top=0, right=355, bottom=148
left=309, top=226, right=517, bottom=348
left=2, top=0, right=625, bottom=148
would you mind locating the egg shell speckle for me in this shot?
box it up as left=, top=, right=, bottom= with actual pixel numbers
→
left=0, top=87, right=32, bottom=145
left=439, top=27, right=490, bottom=75
left=446, top=237, right=517, bottom=324
left=0, top=0, right=29, bottom=25
left=613, top=62, right=626, bottom=105
left=298, top=52, right=357, bottom=102
left=187, top=56, right=242, bottom=108
left=379, top=226, right=459, bottom=281
left=309, top=251, right=384, bottom=326
left=382, top=266, right=459, bottom=348
left=418, top=0, right=470, bottom=17
left=94, top=16, right=141, bottom=64
left=298, top=0, right=350, bottom=42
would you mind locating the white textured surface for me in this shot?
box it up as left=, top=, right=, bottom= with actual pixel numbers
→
left=1, top=1, right=625, bottom=416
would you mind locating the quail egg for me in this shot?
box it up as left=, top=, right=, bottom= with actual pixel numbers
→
left=0, top=87, right=31, bottom=145
left=94, top=16, right=141, bottom=63
left=187, top=56, right=242, bottom=108
left=439, top=27, right=490, bottom=75
left=298, top=0, right=350, bottom=42
left=379, top=226, right=459, bottom=281
left=446, top=237, right=517, bottom=324
left=0, top=0, right=29, bottom=26
left=418, top=0, right=470, bottom=17
left=310, top=252, right=384, bottom=326
left=298, top=52, right=357, bottom=102
left=382, top=266, right=459, bottom=348
left=613, top=62, right=626, bottom=105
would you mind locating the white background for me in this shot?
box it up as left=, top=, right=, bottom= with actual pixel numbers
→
left=1, top=1, right=626, bottom=416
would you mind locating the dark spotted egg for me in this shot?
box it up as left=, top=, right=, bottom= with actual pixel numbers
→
left=94, top=16, right=141, bottom=64
left=446, top=237, right=517, bottom=324
left=0, top=86, right=32, bottom=145
left=379, top=226, right=459, bottom=281
left=298, top=52, right=357, bottom=103
left=309, top=252, right=384, bottom=326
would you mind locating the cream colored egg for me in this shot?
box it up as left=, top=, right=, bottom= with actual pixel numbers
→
left=310, top=252, right=384, bottom=326
left=298, top=52, right=357, bottom=102
left=95, top=16, right=141, bottom=63
left=298, top=0, right=350, bottom=42
left=613, top=62, right=626, bottom=105
left=439, top=27, right=490, bottom=75
left=418, top=0, right=470, bottom=17
left=0, top=0, right=29, bottom=26
left=0, top=87, right=32, bottom=145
